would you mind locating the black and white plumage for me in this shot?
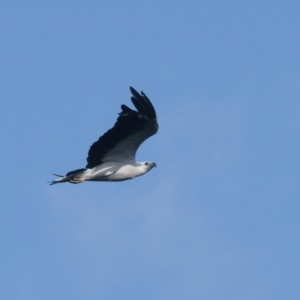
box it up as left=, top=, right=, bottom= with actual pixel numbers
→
left=50, top=87, right=158, bottom=185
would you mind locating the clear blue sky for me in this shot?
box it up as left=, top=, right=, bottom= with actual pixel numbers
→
left=1, top=1, right=299, bottom=299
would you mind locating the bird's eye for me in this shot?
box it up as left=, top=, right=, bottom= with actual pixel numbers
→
left=145, top=162, right=149, bottom=166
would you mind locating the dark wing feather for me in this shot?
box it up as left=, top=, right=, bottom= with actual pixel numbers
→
left=86, top=87, right=158, bottom=168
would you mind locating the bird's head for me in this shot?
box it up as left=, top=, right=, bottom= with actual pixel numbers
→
left=142, top=161, right=157, bottom=172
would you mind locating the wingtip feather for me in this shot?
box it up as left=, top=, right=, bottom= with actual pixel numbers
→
left=129, top=86, right=157, bottom=119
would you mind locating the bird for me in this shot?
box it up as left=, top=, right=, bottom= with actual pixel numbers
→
left=50, top=86, right=158, bottom=185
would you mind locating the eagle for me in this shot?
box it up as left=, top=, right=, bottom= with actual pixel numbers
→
left=50, top=87, right=158, bottom=185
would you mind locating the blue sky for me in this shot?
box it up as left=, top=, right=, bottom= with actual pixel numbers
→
left=1, top=1, right=299, bottom=299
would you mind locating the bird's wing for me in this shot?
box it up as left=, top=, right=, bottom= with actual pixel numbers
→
left=86, top=87, right=158, bottom=168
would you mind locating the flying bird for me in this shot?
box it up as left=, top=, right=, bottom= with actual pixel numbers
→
left=50, top=87, right=158, bottom=185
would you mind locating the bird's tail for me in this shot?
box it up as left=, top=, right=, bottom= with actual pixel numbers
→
left=50, top=168, right=87, bottom=185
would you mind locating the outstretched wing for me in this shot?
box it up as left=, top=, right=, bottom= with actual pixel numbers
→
left=86, top=87, right=158, bottom=168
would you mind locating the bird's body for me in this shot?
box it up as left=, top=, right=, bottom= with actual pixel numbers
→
left=50, top=87, right=158, bottom=185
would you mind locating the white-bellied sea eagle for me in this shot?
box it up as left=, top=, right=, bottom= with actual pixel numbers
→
left=50, top=87, right=158, bottom=185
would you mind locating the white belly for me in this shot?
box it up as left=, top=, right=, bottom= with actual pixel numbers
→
left=86, top=162, right=145, bottom=182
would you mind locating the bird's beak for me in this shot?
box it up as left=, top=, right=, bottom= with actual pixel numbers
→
left=152, top=162, right=157, bottom=168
